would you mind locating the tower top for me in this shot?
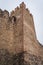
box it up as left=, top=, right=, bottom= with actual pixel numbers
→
left=20, top=2, right=26, bottom=8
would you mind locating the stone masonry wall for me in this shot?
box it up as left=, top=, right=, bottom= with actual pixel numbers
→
left=0, top=2, right=43, bottom=65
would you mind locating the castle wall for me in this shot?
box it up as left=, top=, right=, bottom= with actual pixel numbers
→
left=0, top=8, right=23, bottom=54
left=0, top=2, right=43, bottom=65
left=0, top=2, right=43, bottom=56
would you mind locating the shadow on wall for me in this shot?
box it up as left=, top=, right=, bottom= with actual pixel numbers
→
left=0, top=49, right=43, bottom=65
left=0, top=49, right=24, bottom=65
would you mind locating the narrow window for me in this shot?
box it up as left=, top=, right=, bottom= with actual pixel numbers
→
left=12, top=16, right=16, bottom=23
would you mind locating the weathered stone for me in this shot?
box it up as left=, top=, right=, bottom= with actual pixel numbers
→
left=0, top=2, right=43, bottom=65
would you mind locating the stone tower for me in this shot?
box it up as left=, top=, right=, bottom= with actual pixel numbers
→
left=0, top=2, right=43, bottom=65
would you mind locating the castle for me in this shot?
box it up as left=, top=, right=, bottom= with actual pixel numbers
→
left=0, top=2, right=43, bottom=65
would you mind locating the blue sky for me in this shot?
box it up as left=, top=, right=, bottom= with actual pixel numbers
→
left=0, top=0, right=43, bottom=45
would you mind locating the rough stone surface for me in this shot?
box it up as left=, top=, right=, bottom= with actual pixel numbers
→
left=0, top=2, right=43, bottom=65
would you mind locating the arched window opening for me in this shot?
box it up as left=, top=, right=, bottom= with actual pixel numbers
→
left=12, top=16, right=16, bottom=23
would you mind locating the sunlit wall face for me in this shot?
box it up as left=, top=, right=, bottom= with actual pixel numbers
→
left=0, top=0, right=43, bottom=45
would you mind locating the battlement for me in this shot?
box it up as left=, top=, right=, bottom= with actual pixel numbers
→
left=20, top=2, right=26, bottom=8
left=0, top=2, right=32, bottom=19
left=15, top=6, right=19, bottom=12
left=0, top=9, right=9, bottom=18
left=11, top=2, right=30, bottom=16
left=0, top=2, right=43, bottom=63
left=0, top=2, right=43, bottom=65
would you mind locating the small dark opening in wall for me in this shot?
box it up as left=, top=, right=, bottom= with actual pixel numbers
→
left=12, top=16, right=16, bottom=22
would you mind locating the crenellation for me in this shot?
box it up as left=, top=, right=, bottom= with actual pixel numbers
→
left=15, top=6, right=19, bottom=12
left=3, top=10, right=9, bottom=15
left=20, top=2, right=26, bottom=9
left=0, top=4, right=33, bottom=20
left=26, top=8, right=30, bottom=13
left=3, top=10, right=9, bottom=19
left=0, top=2, right=43, bottom=65
left=0, top=9, right=9, bottom=19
